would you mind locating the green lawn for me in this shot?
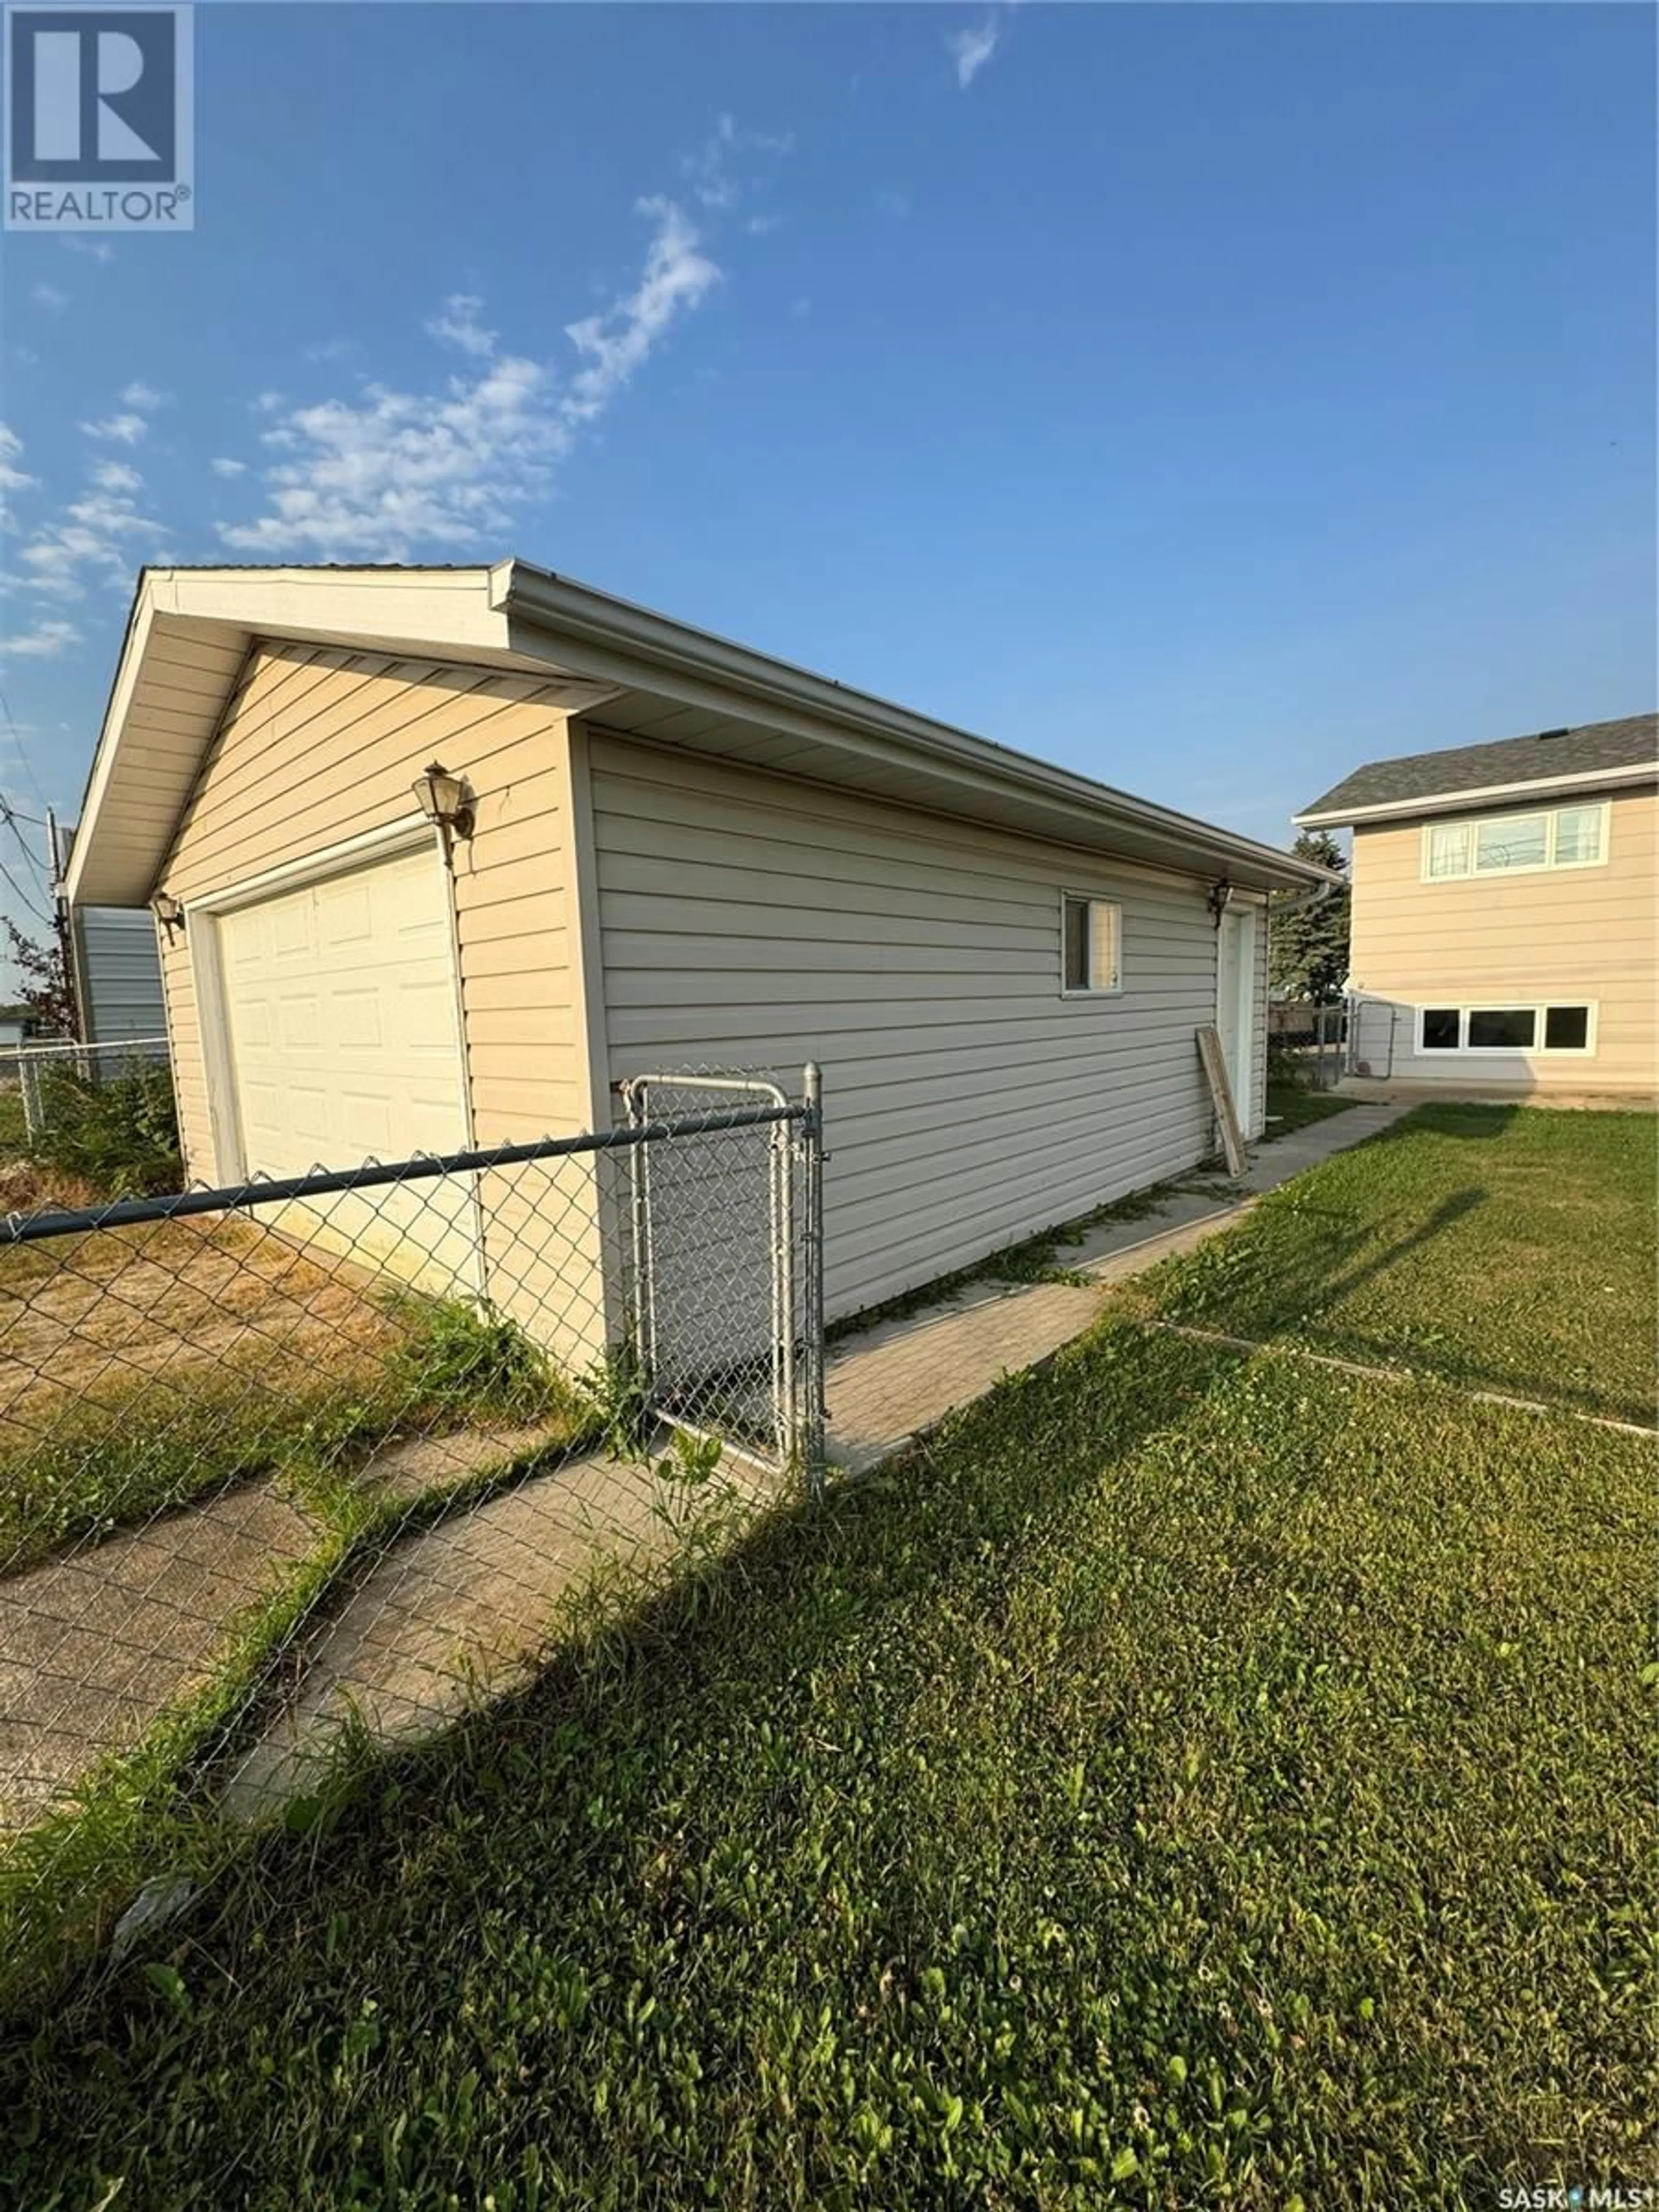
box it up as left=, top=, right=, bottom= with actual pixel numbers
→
left=1261, top=1079, right=1357, bottom=1138
left=2, top=1111, right=1654, bottom=2209
left=1158, top=1103, right=1656, bottom=1425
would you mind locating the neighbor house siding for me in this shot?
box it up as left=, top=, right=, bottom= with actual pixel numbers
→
left=157, top=641, right=586, bottom=1171
left=1347, top=786, right=1658, bottom=1093
left=70, top=908, right=167, bottom=1046
left=587, top=730, right=1239, bottom=1322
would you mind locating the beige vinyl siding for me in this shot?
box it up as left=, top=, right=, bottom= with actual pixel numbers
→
left=1348, top=787, right=1657, bottom=1093
left=159, top=641, right=584, bottom=1179
left=156, top=643, right=606, bottom=1363
left=588, top=731, right=1239, bottom=1322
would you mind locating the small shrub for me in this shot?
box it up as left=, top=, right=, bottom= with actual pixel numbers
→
left=26, top=1062, right=181, bottom=1199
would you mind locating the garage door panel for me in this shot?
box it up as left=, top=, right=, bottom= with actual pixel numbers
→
left=216, top=845, right=476, bottom=1297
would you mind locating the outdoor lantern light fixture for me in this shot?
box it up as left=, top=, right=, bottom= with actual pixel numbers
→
left=1206, top=877, right=1237, bottom=924
left=412, top=761, right=475, bottom=853
left=151, top=890, right=186, bottom=941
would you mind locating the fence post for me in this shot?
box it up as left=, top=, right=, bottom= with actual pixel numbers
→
left=799, top=1062, right=828, bottom=1493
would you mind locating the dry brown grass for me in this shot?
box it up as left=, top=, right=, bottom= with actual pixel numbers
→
left=0, top=1214, right=405, bottom=1454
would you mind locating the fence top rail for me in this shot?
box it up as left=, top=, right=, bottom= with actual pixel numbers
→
left=0, top=1100, right=808, bottom=1246
left=2, top=1036, right=171, bottom=1060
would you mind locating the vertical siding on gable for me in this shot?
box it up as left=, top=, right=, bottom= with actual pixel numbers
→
left=1348, top=789, right=1657, bottom=1090
left=588, top=731, right=1230, bottom=1322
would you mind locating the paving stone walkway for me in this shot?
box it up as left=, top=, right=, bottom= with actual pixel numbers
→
left=822, top=1102, right=1411, bottom=1473
left=0, top=1478, right=316, bottom=1831
left=4, top=1100, right=1409, bottom=1832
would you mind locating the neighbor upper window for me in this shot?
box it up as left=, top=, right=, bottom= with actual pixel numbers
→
left=1423, top=801, right=1608, bottom=880
left=1417, top=1003, right=1596, bottom=1055
left=1062, top=896, right=1122, bottom=993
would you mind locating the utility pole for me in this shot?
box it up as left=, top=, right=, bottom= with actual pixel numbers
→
left=44, top=808, right=81, bottom=1042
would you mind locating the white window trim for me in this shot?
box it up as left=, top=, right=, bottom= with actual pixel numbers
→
left=1414, top=1001, right=1599, bottom=1057
left=1419, top=801, right=1609, bottom=884
left=1058, top=890, right=1124, bottom=998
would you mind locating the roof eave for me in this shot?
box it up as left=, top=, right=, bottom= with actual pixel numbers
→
left=1295, top=756, right=1659, bottom=830
left=500, top=561, right=1328, bottom=892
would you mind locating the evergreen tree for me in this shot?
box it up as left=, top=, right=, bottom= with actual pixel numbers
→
left=1269, top=830, right=1351, bottom=1004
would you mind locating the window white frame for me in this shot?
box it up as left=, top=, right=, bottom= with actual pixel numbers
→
left=1059, top=892, right=1123, bottom=997
left=1419, top=800, right=1609, bottom=882
left=1414, top=1001, right=1599, bottom=1057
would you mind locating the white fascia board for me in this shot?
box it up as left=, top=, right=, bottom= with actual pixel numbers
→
left=1296, top=759, right=1659, bottom=829
left=499, top=563, right=1335, bottom=892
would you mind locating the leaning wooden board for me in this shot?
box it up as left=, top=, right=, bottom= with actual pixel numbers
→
left=1195, top=1023, right=1247, bottom=1178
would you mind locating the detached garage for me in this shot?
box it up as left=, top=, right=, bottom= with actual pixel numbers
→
left=65, top=563, right=1333, bottom=1343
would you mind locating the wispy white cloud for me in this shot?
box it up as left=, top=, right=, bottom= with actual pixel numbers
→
left=79, top=412, right=148, bottom=446
left=0, top=617, right=81, bottom=661
left=0, top=426, right=35, bottom=499
left=60, top=237, right=114, bottom=264
left=948, top=12, right=1001, bottom=88
left=250, top=391, right=285, bottom=416
left=426, top=295, right=498, bottom=359
left=210, top=456, right=248, bottom=477
left=90, top=458, right=143, bottom=494
left=562, top=197, right=720, bottom=426
left=222, top=192, right=725, bottom=559
left=31, top=282, right=69, bottom=312
left=119, top=380, right=169, bottom=412
left=12, top=448, right=166, bottom=600
left=303, top=337, right=356, bottom=365
left=683, top=114, right=793, bottom=213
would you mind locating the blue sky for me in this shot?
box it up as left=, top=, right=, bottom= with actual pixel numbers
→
left=0, top=2, right=1653, bottom=977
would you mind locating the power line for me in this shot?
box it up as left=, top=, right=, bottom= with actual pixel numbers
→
left=0, top=794, right=51, bottom=893
left=0, top=853, right=51, bottom=929
left=0, top=684, right=54, bottom=821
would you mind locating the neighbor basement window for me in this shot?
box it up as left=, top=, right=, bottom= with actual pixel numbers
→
left=1062, top=896, right=1122, bottom=993
left=1417, top=1003, right=1596, bottom=1054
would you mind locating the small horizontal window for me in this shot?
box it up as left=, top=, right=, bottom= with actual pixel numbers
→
left=1421, top=1008, right=1460, bottom=1051
left=1062, top=896, right=1121, bottom=993
left=1467, top=1007, right=1536, bottom=1050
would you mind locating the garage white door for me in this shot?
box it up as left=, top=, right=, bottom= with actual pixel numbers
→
left=216, top=845, right=477, bottom=1292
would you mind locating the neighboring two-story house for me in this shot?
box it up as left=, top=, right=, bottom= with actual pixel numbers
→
left=1297, top=713, right=1658, bottom=1099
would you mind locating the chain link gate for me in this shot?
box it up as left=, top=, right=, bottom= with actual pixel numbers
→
left=620, top=1066, right=826, bottom=1486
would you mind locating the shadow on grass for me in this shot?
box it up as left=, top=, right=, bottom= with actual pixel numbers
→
left=1155, top=1102, right=1656, bottom=1425
left=0, top=1322, right=1251, bottom=2024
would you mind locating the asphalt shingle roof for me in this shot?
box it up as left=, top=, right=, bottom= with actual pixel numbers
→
left=1298, top=712, right=1658, bottom=823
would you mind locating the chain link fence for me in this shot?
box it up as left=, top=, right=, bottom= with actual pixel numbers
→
left=1, top=1036, right=179, bottom=1205
left=0, top=1068, right=824, bottom=1986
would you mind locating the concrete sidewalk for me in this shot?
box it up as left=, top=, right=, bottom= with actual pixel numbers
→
left=823, top=1101, right=1410, bottom=1473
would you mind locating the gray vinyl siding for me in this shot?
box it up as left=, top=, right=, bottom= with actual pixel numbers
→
left=589, top=732, right=1243, bottom=1322
left=71, top=907, right=167, bottom=1045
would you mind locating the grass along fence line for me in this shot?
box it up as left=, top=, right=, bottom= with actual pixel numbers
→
left=0, top=1104, right=1653, bottom=2205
